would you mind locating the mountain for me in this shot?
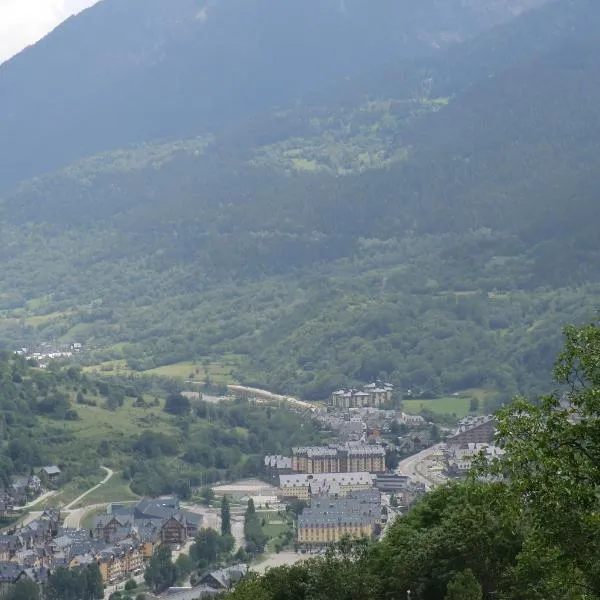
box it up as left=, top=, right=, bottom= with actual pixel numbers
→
left=0, top=0, right=598, bottom=403
left=0, top=0, right=548, bottom=190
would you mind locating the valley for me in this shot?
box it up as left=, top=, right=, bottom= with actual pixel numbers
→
left=0, top=0, right=599, bottom=598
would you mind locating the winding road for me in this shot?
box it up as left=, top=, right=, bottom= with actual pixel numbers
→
left=65, top=467, right=114, bottom=511
left=15, top=490, right=58, bottom=511
left=19, top=467, right=116, bottom=529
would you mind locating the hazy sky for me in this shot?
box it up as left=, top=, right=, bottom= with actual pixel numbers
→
left=0, top=0, right=99, bottom=64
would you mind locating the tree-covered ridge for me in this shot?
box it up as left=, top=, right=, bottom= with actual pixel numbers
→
left=226, top=322, right=600, bottom=599
left=0, top=0, right=598, bottom=402
left=0, top=0, right=547, bottom=190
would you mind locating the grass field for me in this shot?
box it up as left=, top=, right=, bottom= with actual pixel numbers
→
left=261, top=511, right=292, bottom=552
left=36, top=477, right=101, bottom=509
left=81, top=507, right=108, bottom=531
left=263, top=521, right=287, bottom=539
left=402, top=398, right=473, bottom=417
left=25, top=310, right=71, bottom=326
left=82, top=360, right=132, bottom=374
left=143, top=360, right=234, bottom=383
left=73, top=474, right=139, bottom=508
left=84, top=359, right=236, bottom=384
left=401, top=389, right=491, bottom=418
left=62, top=397, right=176, bottom=439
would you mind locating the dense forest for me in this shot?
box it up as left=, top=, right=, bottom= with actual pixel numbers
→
left=226, top=322, right=600, bottom=599
left=0, top=0, right=547, bottom=188
left=0, top=0, right=598, bottom=405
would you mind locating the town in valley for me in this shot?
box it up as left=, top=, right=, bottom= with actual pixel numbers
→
left=0, top=377, right=499, bottom=599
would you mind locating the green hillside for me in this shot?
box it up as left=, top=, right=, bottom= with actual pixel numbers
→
left=0, top=0, right=598, bottom=406
left=0, top=353, right=320, bottom=502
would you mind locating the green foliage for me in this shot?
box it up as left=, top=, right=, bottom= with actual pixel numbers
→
left=164, top=392, right=191, bottom=416
left=0, top=351, right=320, bottom=499
left=8, top=579, right=41, bottom=600
left=190, top=528, right=220, bottom=568
left=45, top=565, right=103, bottom=600
left=0, top=0, right=539, bottom=189
left=200, top=486, right=215, bottom=506
left=244, top=498, right=267, bottom=555
left=175, top=554, right=194, bottom=582
left=190, top=528, right=235, bottom=570
left=0, top=1, right=598, bottom=407
left=144, top=544, right=177, bottom=594
left=221, top=495, right=232, bottom=536
left=490, top=321, right=600, bottom=596
left=445, top=570, right=483, bottom=600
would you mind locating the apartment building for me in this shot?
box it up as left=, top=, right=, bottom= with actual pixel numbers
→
left=98, top=539, right=145, bottom=584
left=330, top=382, right=394, bottom=409
left=279, top=472, right=376, bottom=500
left=297, top=490, right=382, bottom=546
left=291, top=443, right=386, bottom=474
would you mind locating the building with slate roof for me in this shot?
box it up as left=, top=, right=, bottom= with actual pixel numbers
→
left=264, top=455, right=292, bottom=480
left=92, top=497, right=202, bottom=549
left=0, top=562, right=26, bottom=596
left=330, top=382, right=394, bottom=409
left=297, top=490, right=382, bottom=546
left=279, top=472, right=375, bottom=500
left=199, top=564, right=248, bottom=590
left=292, top=443, right=385, bottom=474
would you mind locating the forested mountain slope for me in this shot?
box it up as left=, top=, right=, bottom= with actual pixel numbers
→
left=0, top=0, right=547, bottom=189
left=0, top=0, right=598, bottom=403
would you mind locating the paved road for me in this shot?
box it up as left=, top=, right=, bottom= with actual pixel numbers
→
left=62, top=502, right=127, bottom=529
left=396, top=444, right=445, bottom=489
left=227, top=385, right=318, bottom=412
left=14, top=490, right=57, bottom=511
left=16, top=468, right=116, bottom=529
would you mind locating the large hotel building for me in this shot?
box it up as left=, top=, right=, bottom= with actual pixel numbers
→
left=297, top=490, right=382, bottom=546
left=291, top=443, right=386, bottom=474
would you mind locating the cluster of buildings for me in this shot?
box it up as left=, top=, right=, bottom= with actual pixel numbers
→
left=0, top=467, right=61, bottom=517
left=0, top=497, right=203, bottom=590
left=297, top=490, right=383, bottom=547
left=315, top=409, right=425, bottom=442
left=444, top=442, right=505, bottom=476
left=16, top=343, right=83, bottom=367
left=443, top=415, right=501, bottom=476
left=316, top=414, right=367, bottom=442
left=266, top=441, right=401, bottom=483
left=0, top=508, right=61, bottom=592
left=329, top=382, right=394, bottom=409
